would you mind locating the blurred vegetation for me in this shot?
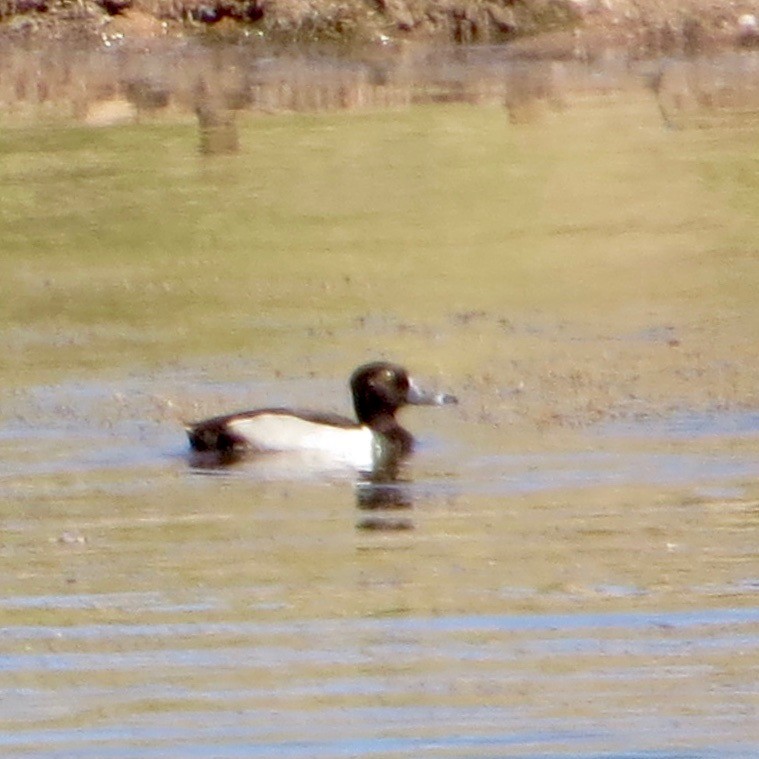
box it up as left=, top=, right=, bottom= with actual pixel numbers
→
left=0, top=0, right=580, bottom=45
left=0, top=0, right=757, bottom=58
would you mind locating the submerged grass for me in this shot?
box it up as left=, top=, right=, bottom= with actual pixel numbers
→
left=1, top=91, right=758, bottom=407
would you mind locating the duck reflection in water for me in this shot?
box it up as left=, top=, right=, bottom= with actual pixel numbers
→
left=355, top=474, right=416, bottom=532
left=185, top=361, right=457, bottom=527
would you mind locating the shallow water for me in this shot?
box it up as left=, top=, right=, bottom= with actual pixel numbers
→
left=1, top=45, right=759, bottom=758
left=1, top=370, right=758, bottom=758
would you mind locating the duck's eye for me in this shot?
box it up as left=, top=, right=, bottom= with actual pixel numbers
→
left=383, top=368, right=407, bottom=390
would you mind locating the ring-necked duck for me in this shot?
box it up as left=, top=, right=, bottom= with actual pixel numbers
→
left=186, top=361, right=457, bottom=469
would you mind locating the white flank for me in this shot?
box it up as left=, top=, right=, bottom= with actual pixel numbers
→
left=227, top=414, right=378, bottom=470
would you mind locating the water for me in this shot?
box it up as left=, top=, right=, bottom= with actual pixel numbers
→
left=2, top=609, right=757, bottom=757
left=1, top=369, right=758, bottom=758
left=1, top=43, right=759, bottom=758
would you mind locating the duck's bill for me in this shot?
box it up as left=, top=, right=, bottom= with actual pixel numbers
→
left=406, top=378, right=458, bottom=406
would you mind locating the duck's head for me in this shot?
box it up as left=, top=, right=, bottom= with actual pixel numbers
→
left=350, top=362, right=457, bottom=425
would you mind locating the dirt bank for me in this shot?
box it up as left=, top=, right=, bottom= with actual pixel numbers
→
left=1, top=0, right=758, bottom=57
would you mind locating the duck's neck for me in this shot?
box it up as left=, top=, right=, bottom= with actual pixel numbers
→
left=363, top=413, right=413, bottom=458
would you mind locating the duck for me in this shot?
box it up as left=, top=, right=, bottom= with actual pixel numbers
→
left=186, top=361, right=457, bottom=470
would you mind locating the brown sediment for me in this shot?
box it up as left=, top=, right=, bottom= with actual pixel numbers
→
left=0, top=0, right=757, bottom=57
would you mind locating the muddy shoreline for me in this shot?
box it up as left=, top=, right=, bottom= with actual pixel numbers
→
left=1, top=0, right=758, bottom=58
